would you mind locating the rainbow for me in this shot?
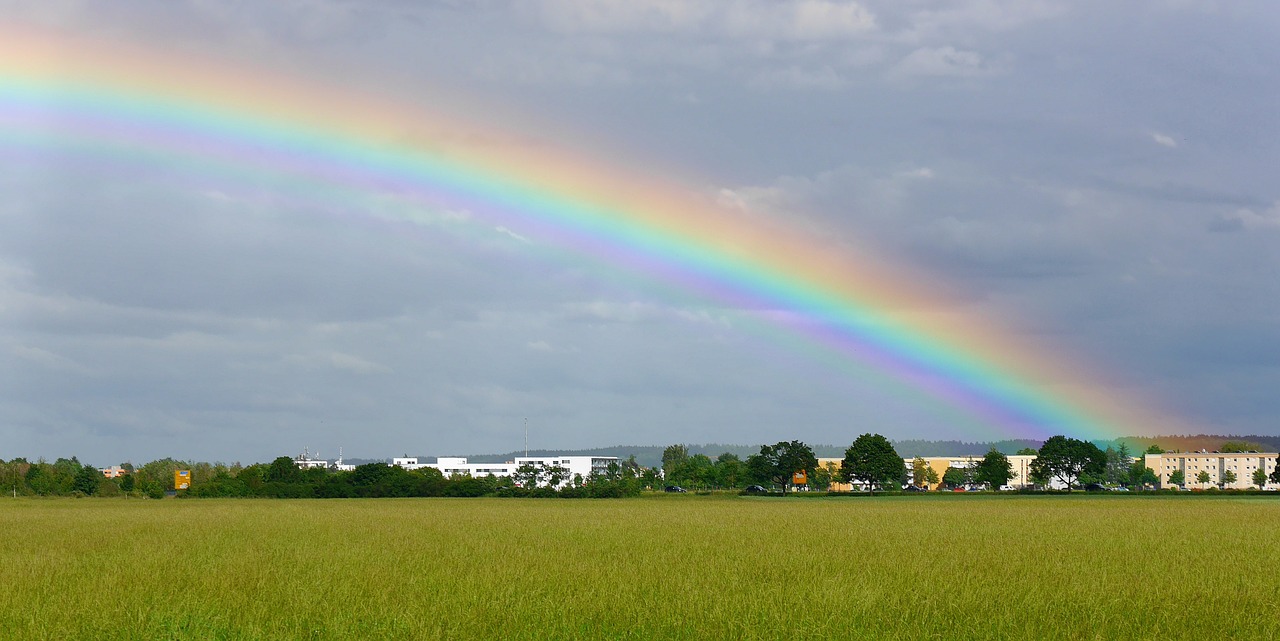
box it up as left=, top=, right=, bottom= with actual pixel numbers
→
left=0, top=29, right=1187, bottom=442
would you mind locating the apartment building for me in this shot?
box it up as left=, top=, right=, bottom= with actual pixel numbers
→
left=1145, top=451, right=1278, bottom=489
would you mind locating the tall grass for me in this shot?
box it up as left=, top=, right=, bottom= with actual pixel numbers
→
left=2, top=495, right=1277, bottom=639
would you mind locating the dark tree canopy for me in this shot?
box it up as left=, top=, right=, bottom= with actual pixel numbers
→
left=1029, top=436, right=1105, bottom=491
left=840, top=433, right=904, bottom=492
left=973, top=449, right=1013, bottom=489
left=752, top=441, right=817, bottom=493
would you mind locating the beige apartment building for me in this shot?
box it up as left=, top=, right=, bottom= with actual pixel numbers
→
left=1145, top=452, right=1278, bottom=489
left=820, top=455, right=1042, bottom=491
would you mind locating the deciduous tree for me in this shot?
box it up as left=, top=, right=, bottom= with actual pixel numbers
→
left=840, top=434, right=903, bottom=493
left=910, top=456, right=930, bottom=488
left=72, top=464, right=101, bottom=495
left=1029, top=436, right=1106, bottom=491
left=942, top=466, right=968, bottom=489
left=661, top=445, right=689, bottom=482
left=1252, top=467, right=1268, bottom=489
left=753, top=441, right=817, bottom=494
left=1196, top=470, right=1211, bottom=488
left=974, top=449, right=1013, bottom=490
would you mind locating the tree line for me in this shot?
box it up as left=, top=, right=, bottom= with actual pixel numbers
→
left=5, top=434, right=1277, bottom=499
left=0, top=456, right=647, bottom=499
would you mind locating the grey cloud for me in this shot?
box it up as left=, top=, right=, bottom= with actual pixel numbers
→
left=3, top=0, right=1280, bottom=465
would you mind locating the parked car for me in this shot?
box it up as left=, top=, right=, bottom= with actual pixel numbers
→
left=664, top=486, right=687, bottom=493
left=1083, top=483, right=1106, bottom=491
left=904, top=485, right=927, bottom=492
left=743, top=485, right=768, bottom=494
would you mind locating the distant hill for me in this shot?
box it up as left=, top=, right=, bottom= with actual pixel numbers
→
left=346, top=434, right=1279, bottom=469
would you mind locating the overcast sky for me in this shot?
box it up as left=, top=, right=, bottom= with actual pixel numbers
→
left=2, top=1, right=1278, bottom=466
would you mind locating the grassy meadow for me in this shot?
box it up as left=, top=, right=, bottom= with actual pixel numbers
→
left=2, top=494, right=1278, bottom=640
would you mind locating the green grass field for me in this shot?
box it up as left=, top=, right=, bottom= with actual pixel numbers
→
left=2, top=494, right=1278, bottom=640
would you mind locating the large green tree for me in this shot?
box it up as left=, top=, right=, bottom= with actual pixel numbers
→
left=266, top=456, right=302, bottom=484
left=840, top=434, right=904, bottom=492
left=942, top=466, right=968, bottom=489
left=661, top=445, right=690, bottom=483
left=1271, top=464, right=1280, bottom=486
left=1168, top=469, right=1185, bottom=488
left=1029, top=436, right=1105, bottom=491
left=1221, top=470, right=1237, bottom=488
left=714, top=453, right=745, bottom=489
left=752, top=441, right=817, bottom=494
left=1196, top=470, right=1211, bottom=488
left=72, top=464, right=101, bottom=495
left=1252, top=467, right=1268, bottom=489
left=973, top=449, right=1014, bottom=490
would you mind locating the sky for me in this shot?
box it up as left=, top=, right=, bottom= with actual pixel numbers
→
left=2, top=1, right=1278, bottom=467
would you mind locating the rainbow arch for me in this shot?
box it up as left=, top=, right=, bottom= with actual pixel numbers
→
left=0, top=29, right=1184, bottom=442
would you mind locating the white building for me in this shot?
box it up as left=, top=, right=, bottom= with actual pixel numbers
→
left=415, top=455, right=618, bottom=489
left=292, top=448, right=329, bottom=470
left=391, top=456, right=427, bottom=470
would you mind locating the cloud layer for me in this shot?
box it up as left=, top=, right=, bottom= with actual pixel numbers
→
left=2, top=1, right=1278, bottom=465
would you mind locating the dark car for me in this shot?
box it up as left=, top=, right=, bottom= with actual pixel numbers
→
left=904, top=485, right=927, bottom=492
left=664, top=486, right=687, bottom=493
left=1084, top=483, right=1106, bottom=492
left=743, top=485, right=768, bottom=494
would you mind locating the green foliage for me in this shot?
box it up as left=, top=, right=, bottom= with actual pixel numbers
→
left=1220, top=470, right=1237, bottom=487
left=1030, top=436, right=1106, bottom=491
left=1145, top=444, right=1165, bottom=454
left=1103, top=443, right=1132, bottom=486
left=942, top=466, right=968, bottom=489
left=1220, top=440, right=1261, bottom=453
left=973, top=449, right=1014, bottom=490
left=750, top=441, right=818, bottom=493
left=1196, top=470, right=1212, bottom=487
left=1168, top=469, right=1186, bottom=487
left=910, top=456, right=930, bottom=487
left=72, top=465, right=101, bottom=496
left=840, top=434, right=904, bottom=492
left=1016, top=447, right=1039, bottom=456
left=266, top=457, right=302, bottom=484
left=1128, top=461, right=1158, bottom=489
left=1252, top=467, right=1268, bottom=489
left=661, top=444, right=689, bottom=481
left=1272, top=464, right=1280, bottom=485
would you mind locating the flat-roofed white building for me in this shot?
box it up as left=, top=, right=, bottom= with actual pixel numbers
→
left=419, top=455, right=617, bottom=489
left=391, top=456, right=429, bottom=470
left=1145, top=452, right=1278, bottom=489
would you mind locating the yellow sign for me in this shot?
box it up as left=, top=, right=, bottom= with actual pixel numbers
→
left=792, top=470, right=808, bottom=485
left=174, top=470, right=191, bottom=490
